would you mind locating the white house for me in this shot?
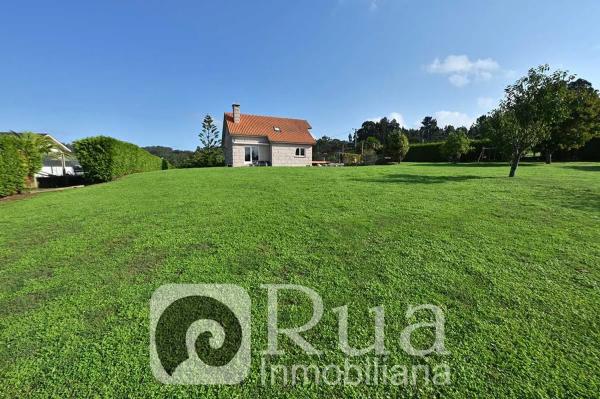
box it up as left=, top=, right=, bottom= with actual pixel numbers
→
left=37, top=134, right=81, bottom=177
left=222, top=104, right=316, bottom=167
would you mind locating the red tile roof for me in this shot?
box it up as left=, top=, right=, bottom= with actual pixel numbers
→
left=224, top=112, right=316, bottom=145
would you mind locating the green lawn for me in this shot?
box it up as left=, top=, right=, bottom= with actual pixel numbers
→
left=1, top=163, right=599, bottom=398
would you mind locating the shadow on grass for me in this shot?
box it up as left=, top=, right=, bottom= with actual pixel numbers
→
left=561, top=165, right=600, bottom=172
left=409, top=162, right=542, bottom=168
left=551, top=189, right=600, bottom=213
left=354, top=173, right=496, bottom=184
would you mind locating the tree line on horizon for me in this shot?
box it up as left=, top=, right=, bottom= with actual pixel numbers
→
left=315, top=64, right=600, bottom=176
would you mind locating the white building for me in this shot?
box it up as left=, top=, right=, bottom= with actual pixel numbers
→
left=37, top=134, right=81, bottom=177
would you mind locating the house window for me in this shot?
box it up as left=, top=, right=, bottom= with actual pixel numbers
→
left=245, top=146, right=259, bottom=163
left=295, top=147, right=305, bottom=157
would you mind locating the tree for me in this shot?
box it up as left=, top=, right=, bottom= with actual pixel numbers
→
left=442, top=131, right=471, bottom=163
left=385, top=129, right=410, bottom=162
left=356, top=136, right=382, bottom=164
left=468, top=115, right=490, bottom=139
left=363, top=136, right=382, bottom=151
left=199, top=115, right=220, bottom=149
left=14, top=132, right=55, bottom=185
left=491, top=65, right=571, bottom=177
left=314, top=135, right=351, bottom=162
left=356, top=117, right=402, bottom=144
left=191, top=114, right=224, bottom=167
left=191, top=147, right=225, bottom=167
left=537, top=78, right=600, bottom=163
left=419, top=117, right=439, bottom=143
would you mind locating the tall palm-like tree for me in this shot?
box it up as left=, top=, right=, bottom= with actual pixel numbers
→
left=12, top=132, right=56, bottom=187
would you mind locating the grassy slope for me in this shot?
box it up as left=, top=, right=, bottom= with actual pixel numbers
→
left=0, top=163, right=598, bottom=398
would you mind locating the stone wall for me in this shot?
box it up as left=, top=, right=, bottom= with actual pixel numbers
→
left=270, top=144, right=312, bottom=166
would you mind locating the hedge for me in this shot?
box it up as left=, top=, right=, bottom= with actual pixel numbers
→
left=404, top=142, right=445, bottom=162
left=404, top=139, right=504, bottom=162
left=553, top=137, right=600, bottom=162
left=73, top=136, right=162, bottom=182
left=0, top=135, right=27, bottom=197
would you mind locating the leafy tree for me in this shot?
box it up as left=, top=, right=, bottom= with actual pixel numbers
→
left=191, top=148, right=225, bottom=167
left=385, top=129, right=410, bottom=162
left=443, top=125, right=456, bottom=136
left=14, top=132, right=55, bottom=185
left=199, top=115, right=220, bottom=149
left=490, top=65, right=571, bottom=177
left=362, top=136, right=382, bottom=151
left=442, top=131, right=471, bottom=163
left=468, top=115, right=489, bottom=139
left=456, top=126, right=469, bottom=136
left=419, top=116, right=440, bottom=143
left=357, top=136, right=382, bottom=164
left=356, top=117, right=402, bottom=144
left=537, top=78, right=600, bottom=163
left=314, top=136, right=351, bottom=162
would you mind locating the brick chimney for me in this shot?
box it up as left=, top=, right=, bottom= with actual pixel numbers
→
left=232, top=103, right=240, bottom=123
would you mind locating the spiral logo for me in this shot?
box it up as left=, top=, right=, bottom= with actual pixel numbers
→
left=150, top=284, right=251, bottom=384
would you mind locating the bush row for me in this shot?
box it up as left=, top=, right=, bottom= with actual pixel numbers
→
left=0, top=135, right=26, bottom=197
left=73, top=136, right=162, bottom=182
left=404, top=139, right=504, bottom=162
left=553, top=137, right=600, bottom=162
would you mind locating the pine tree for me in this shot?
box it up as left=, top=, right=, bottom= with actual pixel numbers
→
left=199, top=115, right=220, bottom=149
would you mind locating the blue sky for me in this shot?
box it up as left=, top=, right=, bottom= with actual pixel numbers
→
left=1, top=0, right=599, bottom=150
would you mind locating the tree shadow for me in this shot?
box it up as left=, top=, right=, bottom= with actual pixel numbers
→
left=355, top=173, right=496, bottom=185
left=551, top=189, right=600, bottom=213
left=561, top=165, right=600, bottom=172
left=411, top=162, right=541, bottom=168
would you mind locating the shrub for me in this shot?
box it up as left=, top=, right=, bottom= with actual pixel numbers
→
left=189, top=148, right=225, bottom=168
left=385, top=130, right=410, bottom=162
left=0, top=135, right=27, bottom=197
left=441, top=132, right=472, bottom=162
left=342, top=153, right=362, bottom=165
left=404, top=139, right=504, bottom=162
left=404, top=142, right=445, bottom=162
left=73, top=136, right=162, bottom=182
left=553, top=137, right=600, bottom=161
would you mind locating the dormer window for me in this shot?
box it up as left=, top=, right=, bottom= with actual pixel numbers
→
left=273, top=127, right=281, bottom=132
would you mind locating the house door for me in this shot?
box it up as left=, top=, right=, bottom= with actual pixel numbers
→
left=244, top=146, right=259, bottom=163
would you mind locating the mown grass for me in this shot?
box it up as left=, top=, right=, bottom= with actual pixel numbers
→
left=0, top=163, right=598, bottom=398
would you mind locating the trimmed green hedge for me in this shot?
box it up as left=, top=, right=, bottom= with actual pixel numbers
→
left=73, top=136, right=162, bottom=182
left=404, top=139, right=504, bottom=162
left=0, top=135, right=26, bottom=197
left=404, top=142, right=445, bottom=162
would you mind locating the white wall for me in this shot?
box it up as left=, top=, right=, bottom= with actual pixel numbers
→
left=37, top=166, right=76, bottom=177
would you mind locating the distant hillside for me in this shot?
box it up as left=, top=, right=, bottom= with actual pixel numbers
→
left=143, top=146, right=194, bottom=168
